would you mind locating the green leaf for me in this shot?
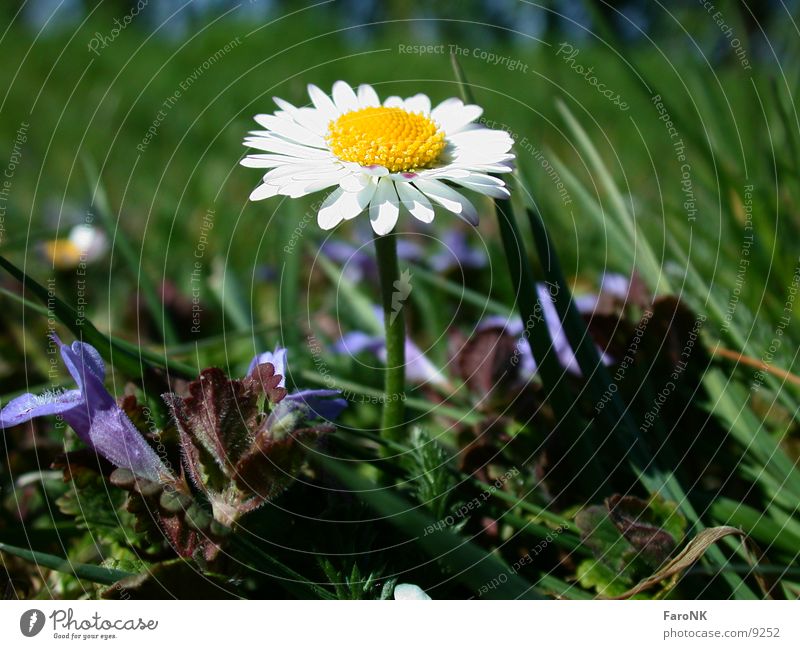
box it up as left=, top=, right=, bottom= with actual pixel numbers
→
left=405, top=426, right=455, bottom=521
left=576, top=558, right=635, bottom=598
left=0, top=540, right=133, bottom=585
left=279, top=202, right=304, bottom=354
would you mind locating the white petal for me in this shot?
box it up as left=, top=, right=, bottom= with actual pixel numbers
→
left=394, top=583, right=431, bottom=600
left=241, top=154, right=316, bottom=169
left=459, top=162, right=515, bottom=173
left=433, top=170, right=510, bottom=198
left=332, top=80, right=359, bottom=113
left=317, top=189, right=347, bottom=229
left=418, top=167, right=472, bottom=179
left=449, top=152, right=516, bottom=165
left=249, top=183, right=280, bottom=201
left=455, top=171, right=506, bottom=186
left=395, top=181, right=435, bottom=223
left=262, top=163, right=325, bottom=183
left=342, top=162, right=389, bottom=177
left=68, top=224, right=108, bottom=263
left=359, top=164, right=390, bottom=177
left=293, top=106, right=332, bottom=135
left=447, top=153, right=516, bottom=170
left=451, top=178, right=510, bottom=199
left=317, top=181, right=376, bottom=229
left=436, top=103, right=484, bottom=135
left=253, top=114, right=326, bottom=147
left=369, top=177, right=400, bottom=235
left=357, top=84, right=380, bottom=108
left=403, top=93, right=431, bottom=115
left=288, top=165, right=347, bottom=180
left=413, top=178, right=479, bottom=225
left=348, top=178, right=379, bottom=217
left=383, top=95, right=404, bottom=108
left=307, top=83, right=339, bottom=119
left=448, top=129, right=513, bottom=151
left=430, top=97, right=469, bottom=127
left=340, top=173, right=371, bottom=192
left=274, top=169, right=350, bottom=198
left=272, top=96, right=298, bottom=113
left=244, top=136, right=331, bottom=159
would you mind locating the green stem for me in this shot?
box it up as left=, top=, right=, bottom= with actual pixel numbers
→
left=373, top=232, right=406, bottom=437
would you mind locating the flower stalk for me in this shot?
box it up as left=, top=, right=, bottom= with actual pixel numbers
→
left=373, top=232, right=406, bottom=437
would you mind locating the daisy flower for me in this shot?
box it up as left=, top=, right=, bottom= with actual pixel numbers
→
left=241, top=81, right=514, bottom=235
left=39, top=224, right=109, bottom=270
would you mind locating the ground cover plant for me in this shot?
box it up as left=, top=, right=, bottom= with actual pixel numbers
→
left=0, top=0, right=799, bottom=600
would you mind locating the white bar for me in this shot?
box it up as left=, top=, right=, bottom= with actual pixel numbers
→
left=0, top=600, right=797, bottom=647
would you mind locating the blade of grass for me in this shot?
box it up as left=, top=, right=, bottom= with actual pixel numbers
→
left=83, top=157, right=177, bottom=345
left=279, top=203, right=304, bottom=354
left=0, top=255, right=195, bottom=379
left=554, top=100, right=668, bottom=295
left=231, top=536, right=335, bottom=599
left=410, top=263, right=511, bottom=316
left=710, top=498, right=800, bottom=558
left=208, top=257, right=266, bottom=351
left=450, top=55, right=614, bottom=493
left=522, top=206, right=752, bottom=597
left=494, top=197, right=609, bottom=485
left=315, top=248, right=382, bottom=336
left=453, top=58, right=754, bottom=597
left=0, top=540, right=133, bottom=585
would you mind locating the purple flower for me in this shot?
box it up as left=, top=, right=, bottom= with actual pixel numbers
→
left=320, top=240, right=376, bottom=283
left=271, top=389, right=348, bottom=425
left=430, top=231, right=488, bottom=273
left=333, top=329, right=447, bottom=386
left=321, top=237, right=424, bottom=283
left=478, top=281, right=616, bottom=377
left=247, top=346, right=288, bottom=387
left=0, top=336, right=170, bottom=483
left=599, top=273, right=631, bottom=301
left=247, top=348, right=347, bottom=422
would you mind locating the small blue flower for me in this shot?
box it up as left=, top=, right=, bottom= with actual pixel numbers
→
left=0, top=335, right=170, bottom=484
left=429, top=230, right=488, bottom=273
left=247, top=346, right=288, bottom=387
left=478, top=278, right=625, bottom=377
left=247, top=348, right=347, bottom=421
left=321, top=237, right=423, bottom=283
left=333, top=328, right=447, bottom=386
left=269, top=389, right=349, bottom=430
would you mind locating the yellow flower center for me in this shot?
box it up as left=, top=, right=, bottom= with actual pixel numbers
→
left=326, top=106, right=446, bottom=173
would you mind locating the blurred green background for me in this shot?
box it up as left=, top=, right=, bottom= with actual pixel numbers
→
left=0, top=0, right=798, bottom=390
